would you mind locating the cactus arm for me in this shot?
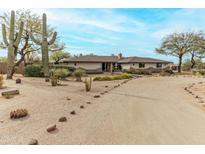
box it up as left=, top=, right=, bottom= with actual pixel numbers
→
left=9, top=10, right=15, bottom=43
left=14, top=21, right=24, bottom=47
left=29, top=32, right=42, bottom=45
left=48, top=32, right=57, bottom=45
left=2, top=24, right=9, bottom=46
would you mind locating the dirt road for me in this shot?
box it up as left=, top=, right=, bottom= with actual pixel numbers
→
left=1, top=76, right=205, bottom=144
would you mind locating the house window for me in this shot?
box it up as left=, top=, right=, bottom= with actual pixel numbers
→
left=156, top=63, right=162, bottom=68
left=133, top=63, right=135, bottom=66
left=139, top=63, right=145, bottom=68
left=74, top=63, right=77, bottom=66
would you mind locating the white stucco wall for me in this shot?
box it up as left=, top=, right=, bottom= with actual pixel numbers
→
left=66, top=62, right=102, bottom=70
left=121, top=63, right=170, bottom=70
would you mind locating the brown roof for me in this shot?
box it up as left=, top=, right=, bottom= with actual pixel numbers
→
left=118, top=57, right=172, bottom=64
left=61, top=55, right=172, bottom=64
left=61, top=55, right=119, bottom=63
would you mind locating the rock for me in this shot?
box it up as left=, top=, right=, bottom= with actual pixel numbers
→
left=70, top=110, right=76, bottom=115
left=28, top=138, right=38, bottom=145
left=100, top=92, right=104, bottom=95
left=46, top=124, right=56, bottom=132
left=184, top=87, right=187, bottom=90
left=198, top=100, right=204, bottom=103
left=94, top=95, right=100, bottom=98
left=66, top=97, right=71, bottom=101
left=58, top=116, right=67, bottom=122
left=86, top=102, right=91, bottom=104
left=16, top=78, right=21, bottom=84
left=196, top=96, right=199, bottom=98
left=80, top=105, right=84, bottom=109
left=105, top=86, right=108, bottom=88
left=104, top=91, right=108, bottom=93
left=1, top=89, right=19, bottom=96
left=45, top=78, right=50, bottom=82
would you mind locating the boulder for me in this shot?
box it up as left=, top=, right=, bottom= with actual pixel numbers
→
left=70, top=110, right=76, bottom=115
left=94, top=95, right=100, bottom=98
left=2, top=89, right=19, bottom=96
left=28, top=138, right=38, bottom=145
left=16, top=78, right=21, bottom=84
left=46, top=124, right=57, bottom=132
left=80, top=105, right=84, bottom=109
left=58, top=116, right=67, bottom=122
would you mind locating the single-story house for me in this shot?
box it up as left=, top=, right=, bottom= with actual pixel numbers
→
left=59, top=53, right=173, bottom=73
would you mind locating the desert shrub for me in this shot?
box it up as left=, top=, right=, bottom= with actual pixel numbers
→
left=73, top=68, right=85, bottom=81
left=160, top=69, right=174, bottom=76
left=23, top=65, right=44, bottom=77
left=0, top=75, right=3, bottom=88
left=93, top=73, right=133, bottom=81
left=123, top=68, right=152, bottom=75
left=51, top=64, right=75, bottom=72
left=194, top=70, right=205, bottom=76
left=53, top=68, right=70, bottom=79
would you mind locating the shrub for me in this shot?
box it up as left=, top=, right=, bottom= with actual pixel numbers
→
left=73, top=68, right=85, bottom=81
left=0, top=75, right=3, bottom=88
left=51, top=64, right=75, bottom=72
left=23, top=65, right=44, bottom=77
left=93, top=73, right=133, bottom=81
left=193, top=70, right=205, bottom=76
left=123, top=68, right=152, bottom=75
left=53, top=68, right=70, bottom=79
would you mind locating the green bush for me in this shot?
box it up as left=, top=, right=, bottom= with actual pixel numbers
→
left=53, top=68, right=70, bottom=79
left=74, top=69, right=85, bottom=77
left=93, top=73, right=133, bottom=81
left=123, top=68, right=152, bottom=75
left=51, top=64, right=75, bottom=72
left=23, top=65, right=44, bottom=77
left=73, top=68, right=85, bottom=81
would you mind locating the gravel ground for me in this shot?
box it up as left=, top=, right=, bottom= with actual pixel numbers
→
left=0, top=75, right=205, bottom=144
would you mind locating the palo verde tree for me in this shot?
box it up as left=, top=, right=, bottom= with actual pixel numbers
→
left=0, top=10, right=64, bottom=79
left=50, top=50, right=70, bottom=64
left=156, top=32, right=195, bottom=73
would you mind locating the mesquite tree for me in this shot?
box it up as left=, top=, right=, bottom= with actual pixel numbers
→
left=189, top=31, right=205, bottom=69
left=156, top=32, right=195, bottom=73
left=30, top=13, right=57, bottom=78
left=1, top=10, right=24, bottom=79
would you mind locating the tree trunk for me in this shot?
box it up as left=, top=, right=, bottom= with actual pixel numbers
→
left=191, top=53, right=195, bottom=69
left=178, top=56, right=182, bottom=73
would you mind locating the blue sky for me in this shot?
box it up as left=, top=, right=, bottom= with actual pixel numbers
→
left=1, top=8, right=205, bottom=63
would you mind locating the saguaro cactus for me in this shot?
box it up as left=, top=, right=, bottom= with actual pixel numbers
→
left=85, top=77, right=92, bottom=92
left=30, top=13, right=57, bottom=78
left=2, top=10, right=24, bottom=79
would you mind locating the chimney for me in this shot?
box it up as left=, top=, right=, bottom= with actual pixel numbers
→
left=118, top=53, right=123, bottom=59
